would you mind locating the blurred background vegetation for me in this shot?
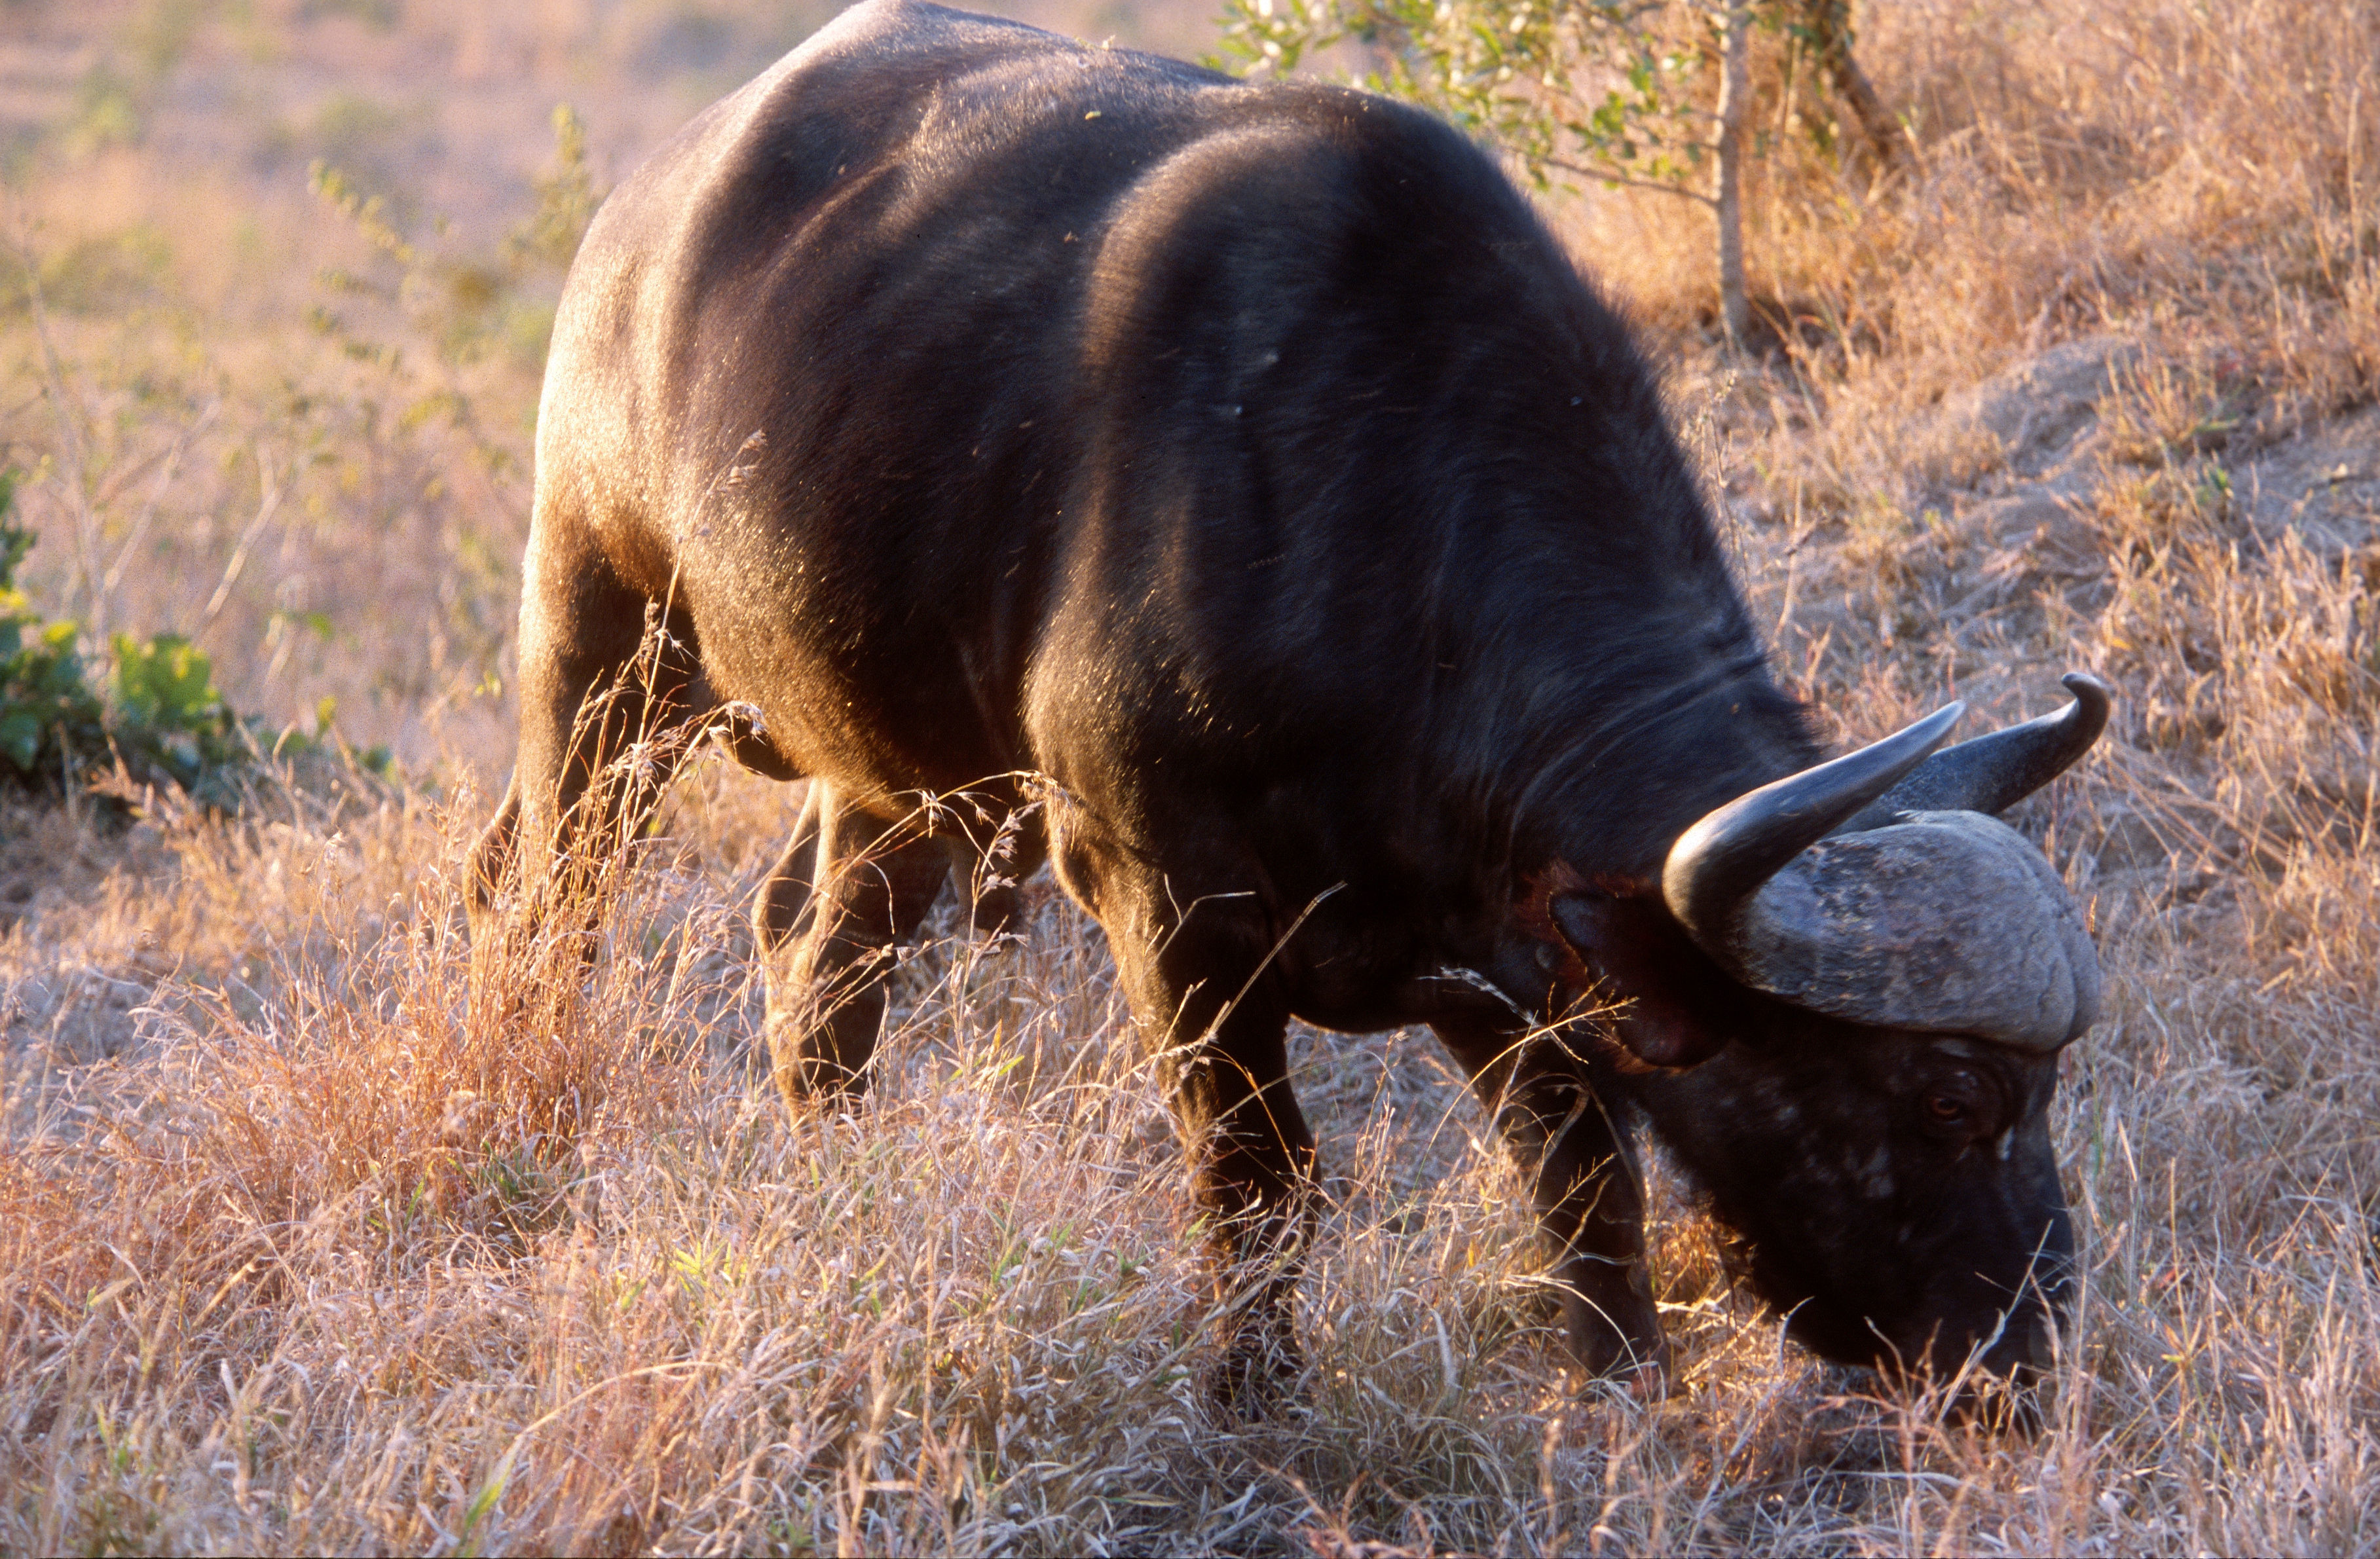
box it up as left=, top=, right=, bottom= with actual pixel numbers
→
left=0, top=0, right=1210, bottom=798
left=0, top=1, right=2373, bottom=1553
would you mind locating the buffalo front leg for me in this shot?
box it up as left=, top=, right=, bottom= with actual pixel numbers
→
left=1100, top=890, right=1316, bottom=1411
left=1437, top=1022, right=1668, bottom=1385
left=757, top=784, right=950, bottom=1106
left=1161, top=978, right=1316, bottom=1413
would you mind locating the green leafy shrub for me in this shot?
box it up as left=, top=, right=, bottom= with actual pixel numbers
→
left=0, top=478, right=379, bottom=807
left=1212, top=0, right=1907, bottom=346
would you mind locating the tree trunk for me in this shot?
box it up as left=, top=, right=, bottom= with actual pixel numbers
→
left=1713, top=4, right=1750, bottom=352
left=1804, top=0, right=1907, bottom=173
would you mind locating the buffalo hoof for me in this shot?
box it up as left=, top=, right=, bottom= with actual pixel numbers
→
left=1573, top=1343, right=1673, bottom=1403
left=1615, top=1353, right=1673, bottom=1402
left=762, top=995, right=886, bottom=1110
left=1562, top=1287, right=1671, bottom=1392
left=768, top=1050, right=872, bottom=1111
left=1210, top=1330, right=1305, bottom=1421
left=1940, top=1370, right=2049, bottom=1436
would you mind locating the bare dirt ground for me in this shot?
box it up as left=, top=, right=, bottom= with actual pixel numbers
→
left=2, top=0, right=2375, bottom=1552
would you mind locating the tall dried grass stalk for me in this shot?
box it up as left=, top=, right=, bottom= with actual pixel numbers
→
left=1, top=0, right=2375, bottom=1550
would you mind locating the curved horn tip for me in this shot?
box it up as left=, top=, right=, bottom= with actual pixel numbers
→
left=2058, top=670, right=2114, bottom=732
left=1834, top=676, right=2113, bottom=833
left=1908, top=699, right=1967, bottom=747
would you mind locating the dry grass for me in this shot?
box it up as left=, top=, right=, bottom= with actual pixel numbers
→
left=1, top=0, right=2377, bottom=1552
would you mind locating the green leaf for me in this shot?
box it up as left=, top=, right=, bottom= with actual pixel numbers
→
left=113, top=633, right=222, bottom=728
left=0, top=707, right=39, bottom=772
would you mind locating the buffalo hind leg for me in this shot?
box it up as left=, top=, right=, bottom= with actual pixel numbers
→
left=468, top=543, right=699, bottom=944
left=759, top=784, right=950, bottom=1105
left=941, top=794, right=1049, bottom=940
left=750, top=780, right=827, bottom=958
left=1438, top=1021, right=1668, bottom=1387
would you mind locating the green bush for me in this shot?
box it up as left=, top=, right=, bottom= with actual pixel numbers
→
left=0, top=477, right=379, bottom=807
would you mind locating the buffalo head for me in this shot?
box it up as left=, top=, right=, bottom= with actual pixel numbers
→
left=1534, top=675, right=2110, bottom=1385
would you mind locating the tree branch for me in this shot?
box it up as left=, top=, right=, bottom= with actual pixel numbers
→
left=1538, top=158, right=1720, bottom=206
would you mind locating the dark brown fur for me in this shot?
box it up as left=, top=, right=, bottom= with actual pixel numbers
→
left=471, top=0, right=2073, bottom=1401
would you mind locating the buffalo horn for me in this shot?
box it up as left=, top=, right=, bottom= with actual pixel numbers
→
left=1834, top=672, right=2111, bottom=834
left=1661, top=703, right=1963, bottom=957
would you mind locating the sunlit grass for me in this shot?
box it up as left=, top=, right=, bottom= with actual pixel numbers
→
left=1, top=0, right=2376, bottom=1550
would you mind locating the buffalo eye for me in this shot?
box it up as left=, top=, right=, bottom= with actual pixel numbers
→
left=1917, top=1067, right=1994, bottom=1142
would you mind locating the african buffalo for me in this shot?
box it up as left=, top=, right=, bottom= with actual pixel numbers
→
left=469, top=0, right=2109, bottom=1402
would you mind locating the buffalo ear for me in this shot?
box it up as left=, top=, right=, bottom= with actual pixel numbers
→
left=1546, top=888, right=1737, bottom=1069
